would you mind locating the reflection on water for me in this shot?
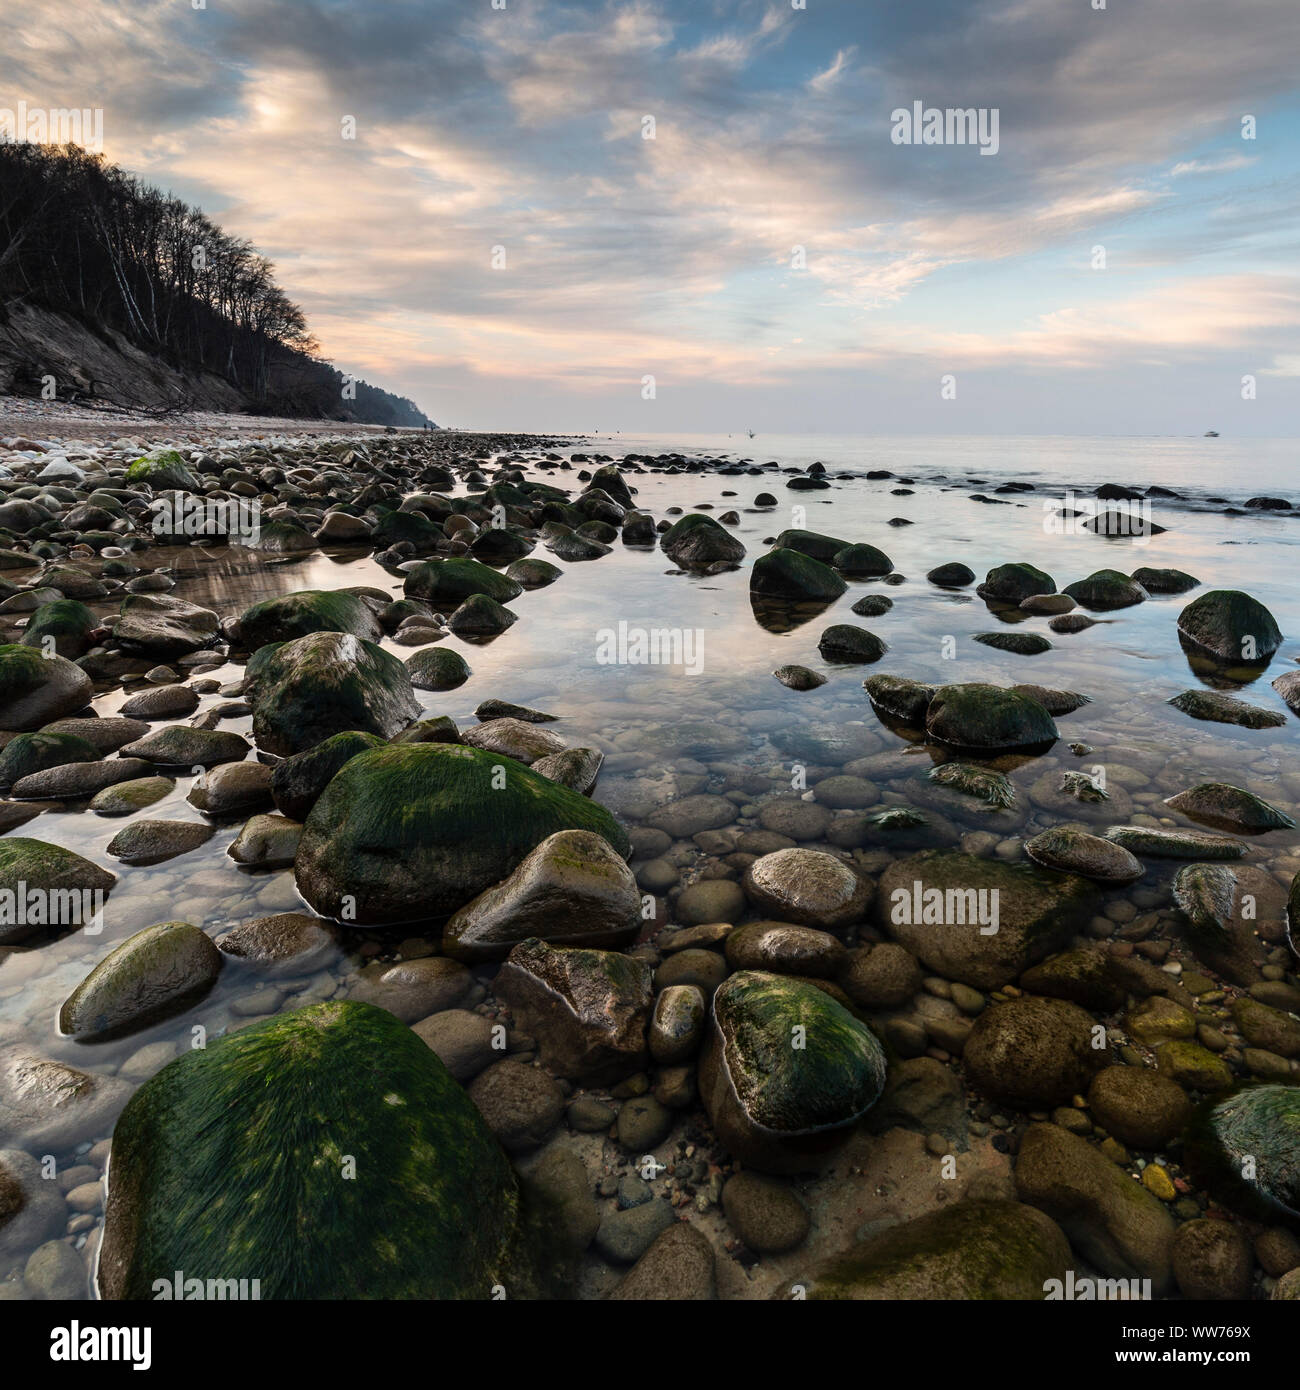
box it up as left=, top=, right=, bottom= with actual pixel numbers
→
left=4, top=433, right=1300, bottom=1295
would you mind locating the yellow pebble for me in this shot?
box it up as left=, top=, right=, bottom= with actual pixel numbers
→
left=1142, top=1164, right=1176, bottom=1201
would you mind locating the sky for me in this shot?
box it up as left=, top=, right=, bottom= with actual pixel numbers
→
left=4, top=0, right=1300, bottom=435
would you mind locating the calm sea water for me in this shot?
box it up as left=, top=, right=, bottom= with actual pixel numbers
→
left=3, top=430, right=1299, bottom=1294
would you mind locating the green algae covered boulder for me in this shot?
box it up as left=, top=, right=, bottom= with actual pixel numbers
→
left=0, top=837, right=115, bottom=945
left=97, top=1000, right=535, bottom=1300
left=403, top=556, right=523, bottom=606
left=779, top=1199, right=1070, bottom=1300
left=925, top=682, right=1058, bottom=753
left=21, top=599, right=98, bottom=657
left=294, top=742, right=630, bottom=924
left=749, top=547, right=847, bottom=601
left=0, top=643, right=93, bottom=730
left=977, top=563, right=1055, bottom=605
left=239, top=589, right=382, bottom=650
left=1185, top=1083, right=1300, bottom=1221
left=700, top=970, right=887, bottom=1174
left=660, top=513, right=746, bottom=567
left=245, top=632, right=420, bottom=755
left=0, top=729, right=99, bottom=790
left=1177, top=589, right=1282, bottom=664
left=125, top=449, right=200, bottom=492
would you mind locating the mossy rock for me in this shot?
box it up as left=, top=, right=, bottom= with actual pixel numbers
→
left=977, top=563, right=1055, bottom=604
left=1177, top=589, right=1282, bottom=664
left=294, top=742, right=630, bottom=924
left=973, top=631, right=1052, bottom=656
left=1168, top=689, right=1284, bottom=729
left=59, top=921, right=221, bottom=1042
left=924, top=682, right=1057, bottom=752
left=817, top=624, right=887, bottom=663
left=269, top=730, right=386, bottom=821
left=0, top=837, right=115, bottom=945
left=239, top=590, right=382, bottom=650
left=1062, top=569, right=1148, bottom=611
left=832, top=543, right=893, bottom=577
left=773, top=529, right=851, bottom=563
left=750, top=547, right=847, bottom=601
left=245, top=632, right=420, bottom=756
left=1132, top=567, right=1198, bottom=595
left=506, top=557, right=561, bottom=588
left=783, top=1199, right=1069, bottom=1300
left=125, top=449, right=200, bottom=492
left=21, top=599, right=98, bottom=657
left=1164, top=782, right=1295, bottom=834
left=1184, top=1083, right=1300, bottom=1222
left=660, top=513, right=746, bottom=567
left=0, top=729, right=99, bottom=790
left=372, top=508, right=443, bottom=551
left=863, top=673, right=935, bottom=726
left=699, top=970, right=887, bottom=1173
left=403, top=556, right=522, bottom=606
left=97, top=1000, right=540, bottom=1299
left=0, top=643, right=93, bottom=730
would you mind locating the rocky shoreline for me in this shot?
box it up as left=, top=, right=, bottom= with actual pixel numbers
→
left=0, top=428, right=1298, bottom=1301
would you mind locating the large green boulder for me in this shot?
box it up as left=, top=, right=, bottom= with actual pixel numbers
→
left=0, top=729, right=99, bottom=790
left=239, top=589, right=382, bottom=650
left=749, top=547, right=847, bottom=601
left=1063, top=569, right=1148, bottom=611
left=0, top=837, right=115, bottom=945
left=773, top=528, right=851, bottom=563
left=403, top=556, right=522, bottom=606
left=977, top=563, right=1055, bottom=604
left=0, top=644, right=92, bottom=730
left=780, top=1200, right=1069, bottom=1300
left=245, top=632, right=420, bottom=755
left=699, top=971, right=887, bottom=1173
left=1177, top=589, right=1282, bottom=664
left=1185, top=1084, right=1300, bottom=1221
left=21, top=599, right=98, bottom=657
left=660, top=513, right=745, bottom=567
left=294, top=743, right=630, bottom=924
left=924, top=683, right=1057, bottom=752
left=97, top=1001, right=533, bottom=1299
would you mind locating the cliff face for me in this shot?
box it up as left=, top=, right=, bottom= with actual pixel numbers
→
left=0, top=302, right=250, bottom=413
left=0, top=302, right=435, bottom=426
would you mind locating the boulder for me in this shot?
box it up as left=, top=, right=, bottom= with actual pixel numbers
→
left=244, top=632, right=420, bottom=755
left=1177, top=590, right=1282, bottom=664
left=876, top=850, right=1095, bottom=989
left=443, top=829, right=641, bottom=962
left=494, top=939, right=653, bottom=1084
left=294, top=743, right=630, bottom=924
left=97, top=1001, right=538, bottom=1299
left=699, top=971, right=887, bottom=1173
left=0, top=644, right=92, bottom=730
left=59, top=922, right=222, bottom=1041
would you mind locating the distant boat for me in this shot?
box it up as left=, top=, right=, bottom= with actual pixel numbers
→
left=747, top=428, right=756, bottom=439
left=1204, top=430, right=1219, bottom=437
